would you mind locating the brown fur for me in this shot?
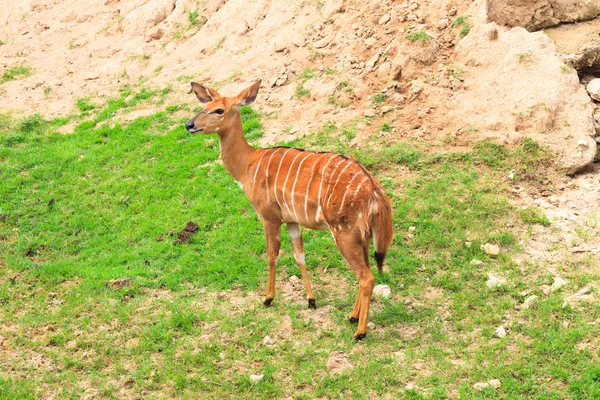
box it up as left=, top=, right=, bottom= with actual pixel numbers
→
left=186, top=81, right=394, bottom=340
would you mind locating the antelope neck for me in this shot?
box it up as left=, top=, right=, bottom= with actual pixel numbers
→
left=216, top=112, right=256, bottom=183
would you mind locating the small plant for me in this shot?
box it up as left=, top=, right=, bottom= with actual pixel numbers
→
left=296, top=83, right=310, bottom=98
left=154, top=65, right=164, bottom=75
left=77, top=98, right=96, bottom=112
left=176, top=74, right=194, bottom=83
left=298, top=68, right=317, bottom=81
left=373, top=92, right=386, bottom=104
left=560, top=64, right=571, bottom=73
left=0, top=40, right=4, bottom=46
left=519, top=207, right=550, bottom=226
left=1, top=65, right=31, bottom=83
left=450, top=16, right=472, bottom=37
left=44, top=86, right=52, bottom=97
left=213, top=36, right=226, bottom=52
left=405, top=30, right=431, bottom=44
left=380, top=122, right=392, bottom=133
left=518, top=52, right=532, bottom=63
left=188, top=8, right=200, bottom=26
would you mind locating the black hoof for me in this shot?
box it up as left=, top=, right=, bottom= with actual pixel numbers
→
left=308, top=299, right=316, bottom=309
left=263, top=298, right=273, bottom=307
left=354, top=333, right=366, bottom=341
left=349, top=317, right=359, bottom=323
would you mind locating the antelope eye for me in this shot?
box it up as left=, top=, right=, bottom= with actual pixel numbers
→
left=214, top=109, right=225, bottom=115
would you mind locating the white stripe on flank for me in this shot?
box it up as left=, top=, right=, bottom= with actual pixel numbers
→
left=315, top=154, right=338, bottom=222
left=326, top=162, right=352, bottom=207
left=304, top=153, right=327, bottom=221
left=251, top=151, right=269, bottom=196
left=290, top=152, right=313, bottom=221
left=338, top=172, right=362, bottom=213
left=281, top=151, right=305, bottom=216
left=264, top=148, right=279, bottom=203
left=273, top=148, right=294, bottom=207
left=352, top=176, right=369, bottom=200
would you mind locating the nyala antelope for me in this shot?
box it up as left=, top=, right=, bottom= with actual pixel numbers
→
left=185, top=80, right=393, bottom=340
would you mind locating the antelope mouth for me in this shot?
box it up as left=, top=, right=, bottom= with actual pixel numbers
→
left=188, top=127, right=204, bottom=134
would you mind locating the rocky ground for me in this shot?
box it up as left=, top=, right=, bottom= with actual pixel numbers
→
left=1, top=0, right=599, bottom=285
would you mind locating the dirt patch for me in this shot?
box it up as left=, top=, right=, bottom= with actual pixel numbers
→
left=174, top=221, right=199, bottom=244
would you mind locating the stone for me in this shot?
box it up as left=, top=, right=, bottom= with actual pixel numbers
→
left=481, top=243, right=500, bottom=256
left=486, top=25, right=499, bottom=41
left=367, top=322, right=376, bottom=329
left=249, top=374, right=264, bottom=383
left=326, top=352, right=353, bottom=375
left=314, top=36, right=332, bottom=49
left=437, top=18, right=450, bottom=30
left=322, top=0, right=345, bottom=19
left=486, top=273, right=507, bottom=289
left=379, top=14, right=391, bottom=25
left=586, top=78, right=600, bottom=101
left=376, top=62, right=392, bottom=78
left=262, top=335, right=274, bottom=345
left=493, top=326, right=507, bottom=338
left=366, top=51, right=381, bottom=69
left=488, top=379, right=501, bottom=389
left=373, top=284, right=391, bottom=298
left=519, top=294, right=538, bottom=310
left=549, top=276, right=568, bottom=293
left=470, top=259, right=485, bottom=266
left=302, top=80, right=337, bottom=98
left=486, top=0, right=600, bottom=31
left=473, top=382, right=490, bottom=391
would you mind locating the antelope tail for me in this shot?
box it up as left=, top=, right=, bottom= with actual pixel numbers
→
left=370, top=190, right=394, bottom=275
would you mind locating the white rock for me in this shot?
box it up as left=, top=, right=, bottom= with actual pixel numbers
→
left=373, top=284, right=391, bottom=298
left=494, top=326, right=507, bottom=338
left=367, top=322, right=376, bottom=329
left=437, top=18, right=450, bottom=29
left=249, top=374, right=264, bottom=383
left=314, top=37, right=332, bottom=49
left=470, top=259, right=485, bottom=266
left=481, top=243, right=500, bottom=256
left=262, top=335, right=274, bottom=345
left=379, top=14, right=391, bottom=25
left=519, top=294, right=538, bottom=310
left=473, top=382, right=489, bottom=391
left=366, top=51, right=381, bottom=68
left=576, top=285, right=592, bottom=297
left=488, top=379, right=501, bottom=389
left=549, top=276, right=568, bottom=293
left=486, top=273, right=507, bottom=289
left=585, top=78, right=600, bottom=101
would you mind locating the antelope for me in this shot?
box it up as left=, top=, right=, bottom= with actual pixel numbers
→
left=185, top=80, right=393, bottom=340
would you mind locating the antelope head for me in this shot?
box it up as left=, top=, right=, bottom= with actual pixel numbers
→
left=185, top=80, right=261, bottom=134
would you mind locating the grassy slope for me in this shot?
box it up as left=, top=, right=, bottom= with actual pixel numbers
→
left=0, top=88, right=598, bottom=399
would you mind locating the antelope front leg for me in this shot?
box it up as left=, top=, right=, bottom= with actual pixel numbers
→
left=262, top=220, right=281, bottom=307
left=287, top=223, right=316, bottom=309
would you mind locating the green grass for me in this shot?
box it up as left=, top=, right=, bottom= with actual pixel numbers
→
left=1, top=65, right=31, bottom=83
left=1, top=89, right=599, bottom=398
left=405, top=30, right=431, bottom=44
left=450, top=16, right=472, bottom=37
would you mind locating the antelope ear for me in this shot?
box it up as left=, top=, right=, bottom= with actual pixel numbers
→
left=235, top=80, right=261, bottom=106
left=189, top=82, right=221, bottom=103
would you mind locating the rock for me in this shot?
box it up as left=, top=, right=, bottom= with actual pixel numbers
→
left=377, top=62, right=392, bottom=78
left=564, top=42, right=600, bottom=74
left=488, top=379, right=501, bottom=389
left=367, top=322, right=376, bottom=330
left=586, top=79, right=600, bottom=101
left=470, top=259, right=485, bottom=266
left=486, top=273, right=507, bottom=289
left=145, top=28, right=164, bottom=42
left=364, top=109, right=377, bottom=118
left=314, top=36, right=332, bottom=49
left=487, top=0, right=600, bottom=31
left=437, top=18, right=450, bottom=30
left=549, top=276, right=568, bottom=293
left=486, top=25, right=499, bottom=40
left=292, top=36, right=306, bottom=47
left=366, top=51, right=381, bottom=70
left=106, top=278, right=131, bottom=289
left=518, top=294, right=538, bottom=310
left=322, top=0, right=345, bottom=18
left=381, top=106, right=393, bottom=114
left=379, top=14, right=391, bottom=25
left=473, top=382, right=490, bottom=391
left=493, top=326, right=507, bottom=338
left=289, top=275, right=300, bottom=283
left=454, top=23, right=597, bottom=174
left=481, top=243, right=500, bottom=256
left=326, top=352, right=353, bottom=375
left=262, top=335, right=274, bottom=345
left=249, top=374, right=264, bottom=383
left=120, top=0, right=176, bottom=35
left=576, top=285, right=592, bottom=297
left=373, top=284, right=391, bottom=298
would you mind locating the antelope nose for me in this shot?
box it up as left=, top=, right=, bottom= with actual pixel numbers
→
left=185, top=121, right=195, bottom=132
